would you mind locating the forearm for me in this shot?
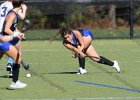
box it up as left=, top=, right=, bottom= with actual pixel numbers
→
left=79, top=45, right=85, bottom=52
left=0, top=34, right=11, bottom=42
left=64, top=43, right=85, bottom=57
left=4, top=28, right=14, bottom=35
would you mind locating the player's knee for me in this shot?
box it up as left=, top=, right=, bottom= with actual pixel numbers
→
left=91, top=57, right=100, bottom=62
left=13, top=54, right=22, bottom=64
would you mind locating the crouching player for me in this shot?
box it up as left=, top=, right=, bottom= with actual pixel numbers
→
left=59, top=27, right=121, bottom=74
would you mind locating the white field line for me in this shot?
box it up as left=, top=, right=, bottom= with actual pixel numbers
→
left=5, top=96, right=140, bottom=100
left=22, top=49, right=140, bottom=52
left=23, top=49, right=66, bottom=52
left=21, top=60, right=140, bottom=65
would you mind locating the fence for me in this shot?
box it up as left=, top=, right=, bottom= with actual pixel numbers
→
left=1, top=0, right=140, bottom=40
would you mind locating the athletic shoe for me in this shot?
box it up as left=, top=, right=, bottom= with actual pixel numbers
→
left=77, top=68, right=87, bottom=74
left=6, top=63, right=12, bottom=71
left=10, top=80, right=27, bottom=89
left=113, top=61, right=120, bottom=73
left=8, top=71, right=13, bottom=78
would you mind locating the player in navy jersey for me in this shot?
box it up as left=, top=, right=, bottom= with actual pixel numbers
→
left=0, top=0, right=27, bottom=89
left=0, top=0, right=28, bottom=77
left=59, top=27, right=121, bottom=74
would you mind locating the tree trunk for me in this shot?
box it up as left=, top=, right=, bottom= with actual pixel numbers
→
left=108, top=5, right=116, bottom=29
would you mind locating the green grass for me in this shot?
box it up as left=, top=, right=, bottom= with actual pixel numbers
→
left=0, top=39, right=140, bottom=100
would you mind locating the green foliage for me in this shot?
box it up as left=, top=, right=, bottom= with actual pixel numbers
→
left=24, top=29, right=132, bottom=40
left=134, top=7, right=140, bottom=24
left=26, top=6, right=47, bottom=29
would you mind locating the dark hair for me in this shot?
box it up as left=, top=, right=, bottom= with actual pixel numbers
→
left=12, top=0, right=23, bottom=8
left=59, top=26, right=72, bottom=38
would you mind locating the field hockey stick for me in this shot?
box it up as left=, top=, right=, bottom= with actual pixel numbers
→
left=72, top=53, right=100, bottom=60
left=21, top=59, right=30, bottom=70
left=3, top=55, right=30, bottom=71
left=19, top=19, right=31, bottom=70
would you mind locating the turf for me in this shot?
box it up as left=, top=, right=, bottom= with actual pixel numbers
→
left=0, top=39, right=140, bottom=100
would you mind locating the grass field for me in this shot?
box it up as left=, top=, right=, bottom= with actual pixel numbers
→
left=0, top=39, right=140, bottom=100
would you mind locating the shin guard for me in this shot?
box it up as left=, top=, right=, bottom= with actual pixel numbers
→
left=98, top=56, right=114, bottom=66
left=78, top=57, right=85, bottom=69
left=12, top=64, right=20, bottom=83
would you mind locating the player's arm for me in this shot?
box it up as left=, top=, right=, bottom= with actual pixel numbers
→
left=4, top=13, right=16, bottom=35
left=18, top=4, right=27, bottom=20
left=63, top=40, right=85, bottom=57
left=15, top=28, right=26, bottom=40
left=73, top=30, right=85, bottom=51
left=4, top=13, right=25, bottom=40
left=0, top=34, right=11, bottom=42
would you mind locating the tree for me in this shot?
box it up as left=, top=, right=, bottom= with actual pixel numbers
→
left=108, top=5, right=116, bottom=29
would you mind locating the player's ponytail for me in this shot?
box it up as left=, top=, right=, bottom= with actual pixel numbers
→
left=49, top=25, right=72, bottom=43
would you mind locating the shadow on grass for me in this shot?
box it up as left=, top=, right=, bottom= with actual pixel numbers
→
left=0, top=75, right=9, bottom=78
left=44, top=71, right=120, bottom=75
left=44, top=71, right=77, bottom=74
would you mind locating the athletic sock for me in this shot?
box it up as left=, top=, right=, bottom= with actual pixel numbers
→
left=78, top=57, right=85, bottom=69
left=8, top=57, right=14, bottom=65
left=98, top=56, right=114, bottom=66
left=12, top=64, right=20, bottom=83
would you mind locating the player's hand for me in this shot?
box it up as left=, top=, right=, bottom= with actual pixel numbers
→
left=72, top=53, right=78, bottom=58
left=17, top=33, right=26, bottom=41
left=79, top=52, right=86, bottom=58
left=72, top=52, right=86, bottom=58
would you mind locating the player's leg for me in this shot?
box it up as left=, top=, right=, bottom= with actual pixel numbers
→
left=76, top=36, right=93, bottom=74
left=7, top=39, right=29, bottom=78
left=77, top=57, right=87, bottom=74
left=13, top=39, right=29, bottom=69
left=85, top=45, right=120, bottom=72
left=7, top=58, right=14, bottom=71
left=76, top=44, right=87, bottom=74
left=6, top=57, right=14, bottom=78
left=6, top=39, right=20, bottom=77
left=5, top=45, right=27, bottom=89
left=0, top=52, right=4, bottom=59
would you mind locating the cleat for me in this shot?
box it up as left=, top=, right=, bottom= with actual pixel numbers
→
left=10, top=80, right=27, bottom=89
left=6, top=63, right=12, bottom=71
left=113, top=61, right=120, bottom=73
left=77, top=68, right=87, bottom=74
left=8, top=71, right=13, bottom=78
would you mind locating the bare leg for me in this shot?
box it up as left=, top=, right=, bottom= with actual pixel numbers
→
left=5, top=45, right=21, bottom=64
left=5, top=45, right=21, bottom=82
left=85, top=45, right=100, bottom=62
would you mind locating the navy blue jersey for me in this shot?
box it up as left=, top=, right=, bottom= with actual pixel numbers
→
left=72, top=28, right=94, bottom=47
left=1, top=10, right=20, bottom=35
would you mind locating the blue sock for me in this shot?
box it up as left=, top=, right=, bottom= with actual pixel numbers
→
left=8, top=57, right=14, bottom=65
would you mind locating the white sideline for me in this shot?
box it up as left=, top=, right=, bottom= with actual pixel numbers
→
left=5, top=96, right=140, bottom=100
left=22, top=49, right=140, bottom=52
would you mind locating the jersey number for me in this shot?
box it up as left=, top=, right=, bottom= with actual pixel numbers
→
left=1, top=7, right=7, bottom=17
